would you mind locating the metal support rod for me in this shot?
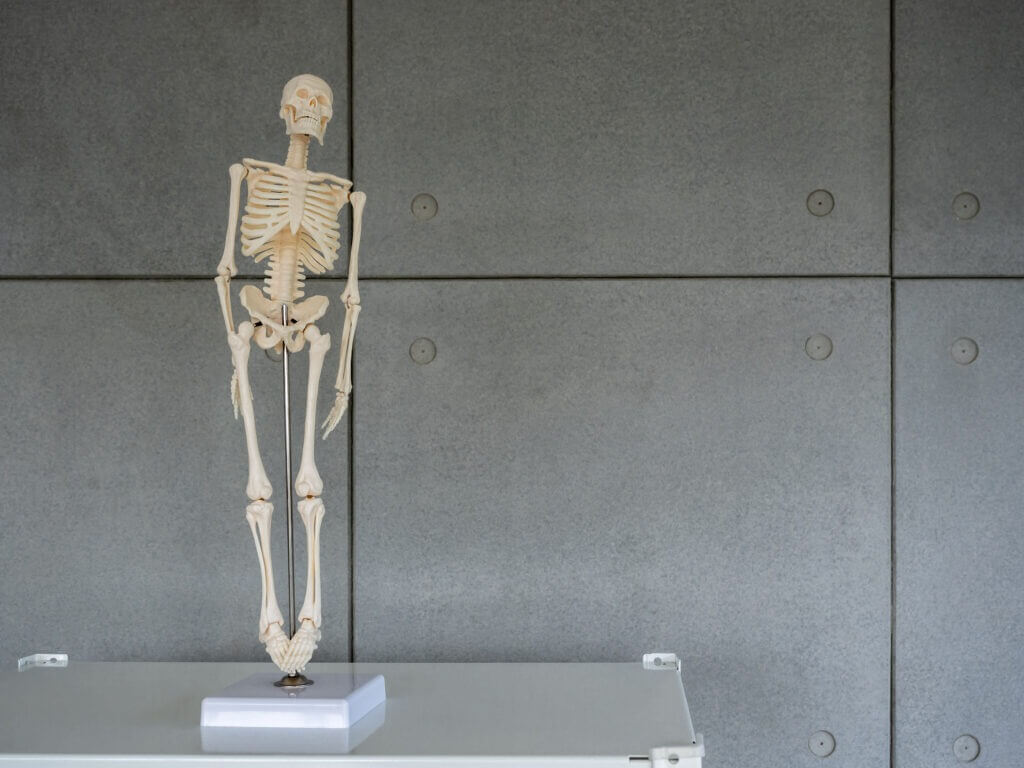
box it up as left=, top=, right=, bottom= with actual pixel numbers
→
left=274, top=305, right=311, bottom=688
left=281, top=305, right=296, bottom=640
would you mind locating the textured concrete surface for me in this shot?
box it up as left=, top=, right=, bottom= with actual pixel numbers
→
left=894, top=0, right=1024, bottom=274
left=0, top=0, right=349, bottom=277
left=0, top=281, right=351, bottom=663
left=354, top=0, right=889, bottom=276
left=894, top=281, right=1024, bottom=768
left=354, top=279, right=891, bottom=768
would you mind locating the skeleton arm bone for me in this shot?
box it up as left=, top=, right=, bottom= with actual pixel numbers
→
left=218, top=163, right=246, bottom=275
left=322, top=190, right=365, bottom=439
left=215, top=163, right=247, bottom=415
left=215, top=163, right=247, bottom=333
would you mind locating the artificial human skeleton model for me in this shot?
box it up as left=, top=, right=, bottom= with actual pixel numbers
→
left=214, top=74, right=365, bottom=674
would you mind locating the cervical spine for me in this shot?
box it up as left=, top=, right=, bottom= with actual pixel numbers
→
left=284, top=132, right=310, bottom=169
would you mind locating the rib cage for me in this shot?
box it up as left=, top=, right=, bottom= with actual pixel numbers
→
left=239, top=161, right=346, bottom=304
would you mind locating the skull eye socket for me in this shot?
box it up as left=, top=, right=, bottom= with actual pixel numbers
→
left=295, top=88, right=309, bottom=100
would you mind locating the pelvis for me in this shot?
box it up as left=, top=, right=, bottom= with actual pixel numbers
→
left=239, top=285, right=328, bottom=353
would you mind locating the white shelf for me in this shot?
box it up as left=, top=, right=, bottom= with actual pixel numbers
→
left=0, top=660, right=703, bottom=767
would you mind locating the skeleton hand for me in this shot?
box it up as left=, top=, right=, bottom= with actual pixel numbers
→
left=321, top=391, right=349, bottom=439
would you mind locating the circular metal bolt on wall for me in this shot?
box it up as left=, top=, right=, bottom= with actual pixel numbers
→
left=411, top=193, right=438, bottom=221
left=805, top=333, right=833, bottom=361
left=953, top=734, right=980, bottom=763
left=410, top=337, right=437, bottom=365
left=951, top=337, right=979, bottom=365
left=807, top=189, right=834, bottom=217
left=809, top=730, right=836, bottom=758
left=952, top=192, right=980, bottom=220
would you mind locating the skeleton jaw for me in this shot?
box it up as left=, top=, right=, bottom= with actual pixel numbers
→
left=283, top=106, right=327, bottom=145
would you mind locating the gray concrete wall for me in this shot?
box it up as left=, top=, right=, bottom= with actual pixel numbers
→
left=0, top=2, right=1020, bottom=768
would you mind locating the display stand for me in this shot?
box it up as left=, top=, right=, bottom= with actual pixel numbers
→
left=200, top=672, right=386, bottom=730
left=200, top=700, right=387, bottom=754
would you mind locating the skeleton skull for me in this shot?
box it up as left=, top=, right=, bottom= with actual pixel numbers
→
left=280, top=74, right=333, bottom=145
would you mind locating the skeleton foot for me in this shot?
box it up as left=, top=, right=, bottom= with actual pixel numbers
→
left=262, top=623, right=291, bottom=669
left=279, top=620, right=321, bottom=674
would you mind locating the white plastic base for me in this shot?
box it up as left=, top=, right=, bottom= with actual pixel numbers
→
left=200, top=672, right=386, bottom=729
left=200, top=702, right=387, bottom=755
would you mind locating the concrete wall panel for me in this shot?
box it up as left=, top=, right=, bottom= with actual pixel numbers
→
left=0, top=0, right=349, bottom=277
left=894, top=0, right=1024, bottom=274
left=894, top=281, right=1024, bottom=768
left=354, top=278, right=891, bottom=768
left=0, top=281, right=351, bottom=663
left=354, top=0, right=890, bottom=276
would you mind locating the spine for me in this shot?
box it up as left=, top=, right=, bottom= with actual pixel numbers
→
left=264, top=238, right=305, bottom=303
left=285, top=134, right=310, bottom=170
